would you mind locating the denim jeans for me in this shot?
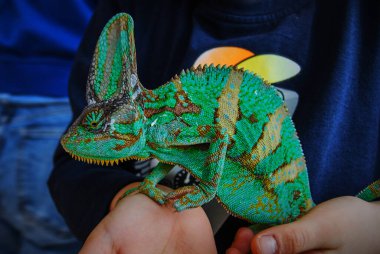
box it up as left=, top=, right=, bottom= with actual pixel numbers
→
left=0, top=94, right=80, bottom=254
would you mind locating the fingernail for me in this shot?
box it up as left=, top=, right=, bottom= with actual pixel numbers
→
left=259, top=235, right=277, bottom=254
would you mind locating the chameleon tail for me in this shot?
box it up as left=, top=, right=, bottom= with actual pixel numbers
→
left=356, top=179, right=380, bottom=201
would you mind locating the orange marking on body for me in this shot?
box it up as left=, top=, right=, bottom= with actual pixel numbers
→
left=112, top=129, right=143, bottom=151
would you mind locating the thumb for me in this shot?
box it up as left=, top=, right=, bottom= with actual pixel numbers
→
left=251, top=219, right=335, bottom=254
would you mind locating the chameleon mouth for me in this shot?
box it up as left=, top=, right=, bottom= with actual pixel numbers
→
left=61, top=138, right=146, bottom=167
left=61, top=137, right=126, bottom=166
left=66, top=151, right=126, bottom=166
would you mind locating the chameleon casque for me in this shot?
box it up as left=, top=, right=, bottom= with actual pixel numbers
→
left=61, top=13, right=317, bottom=225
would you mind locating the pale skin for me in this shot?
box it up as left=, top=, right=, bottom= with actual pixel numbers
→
left=226, top=197, right=380, bottom=254
left=80, top=182, right=380, bottom=254
left=79, top=183, right=217, bottom=254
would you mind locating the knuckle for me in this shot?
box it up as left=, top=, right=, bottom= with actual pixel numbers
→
left=280, top=227, right=309, bottom=253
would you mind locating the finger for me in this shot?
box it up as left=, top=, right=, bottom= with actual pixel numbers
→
left=227, top=227, right=255, bottom=254
left=225, top=247, right=242, bottom=254
left=251, top=218, right=338, bottom=254
left=79, top=224, right=114, bottom=254
left=302, top=250, right=337, bottom=254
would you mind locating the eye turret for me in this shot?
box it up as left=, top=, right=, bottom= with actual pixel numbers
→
left=83, top=109, right=105, bottom=131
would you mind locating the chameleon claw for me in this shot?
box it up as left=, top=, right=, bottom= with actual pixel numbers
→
left=172, top=201, right=187, bottom=212
left=138, top=181, right=166, bottom=205
left=165, top=186, right=196, bottom=201
left=166, top=185, right=215, bottom=211
left=171, top=193, right=206, bottom=212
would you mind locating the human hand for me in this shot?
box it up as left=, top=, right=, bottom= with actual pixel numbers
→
left=227, top=196, right=380, bottom=254
left=79, top=183, right=217, bottom=254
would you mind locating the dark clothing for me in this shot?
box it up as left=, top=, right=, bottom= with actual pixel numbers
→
left=0, top=0, right=96, bottom=252
left=0, top=0, right=95, bottom=97
left=49, top=0, right=380, bottom=250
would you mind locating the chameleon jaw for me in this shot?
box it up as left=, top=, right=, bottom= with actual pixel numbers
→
left=61, top=137, right=127, bottom=166
left=65, top=150, right=127, bottom=166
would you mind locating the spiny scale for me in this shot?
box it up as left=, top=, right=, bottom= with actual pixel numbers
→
left=69, top=152, right=125, bottom=166
left=179, top=64, right=251, bottom=79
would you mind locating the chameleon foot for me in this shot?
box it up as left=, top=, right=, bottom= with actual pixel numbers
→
left=165, top=186, right=196, bottom=201
left=138, top=179, right=167, bottom=205
left=166, top=185, right=215, bottom=211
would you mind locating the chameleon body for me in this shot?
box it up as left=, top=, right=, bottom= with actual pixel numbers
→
left=62, top=13, right=316, bottom=225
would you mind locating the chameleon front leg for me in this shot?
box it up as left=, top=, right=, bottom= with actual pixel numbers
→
left=166, top=131, right=229, bottom=211
left=138, top=162, right=173, bottom=204
left=120, top=162, right=172, bottom=204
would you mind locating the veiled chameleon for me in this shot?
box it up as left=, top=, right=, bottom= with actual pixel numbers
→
left=61, top=13, right=316, bottom=225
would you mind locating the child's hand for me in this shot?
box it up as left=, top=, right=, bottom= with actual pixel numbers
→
left=79, top=183, right=217, bottom=254
left=227, top=196, right=380, bottom=254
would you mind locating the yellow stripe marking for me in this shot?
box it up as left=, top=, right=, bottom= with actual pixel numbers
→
left=240, top=105, right=288, bottom=170
left=270, top=157, right=306, bottom=187
left=216, top=70, right=243, bottom=137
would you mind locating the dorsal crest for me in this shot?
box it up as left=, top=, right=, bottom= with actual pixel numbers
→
left=86, top=13, right=143, bottom=105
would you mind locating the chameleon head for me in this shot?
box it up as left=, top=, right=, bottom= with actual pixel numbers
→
left=61, top=100, right=146, bottom=166
left=59, top=13, right=148, bottom=166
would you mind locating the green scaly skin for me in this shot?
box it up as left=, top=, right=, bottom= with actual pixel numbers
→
left=61, top=13, right=314, bottom=225
left=62, top=13, right=379, bottom=226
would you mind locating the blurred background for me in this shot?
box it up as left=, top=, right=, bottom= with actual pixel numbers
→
left=0, top=1, right=97, bottom=253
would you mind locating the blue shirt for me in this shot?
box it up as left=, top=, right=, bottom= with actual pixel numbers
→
left=49, top=0, right=380, bottom=247
left=0, top=0, right=96, bottom=97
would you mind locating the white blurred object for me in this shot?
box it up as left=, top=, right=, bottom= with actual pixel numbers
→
left=276, top=87, right=299, bottom=116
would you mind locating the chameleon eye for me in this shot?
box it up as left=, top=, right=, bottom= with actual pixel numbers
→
left=84, top=109, right=105, bottom=130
